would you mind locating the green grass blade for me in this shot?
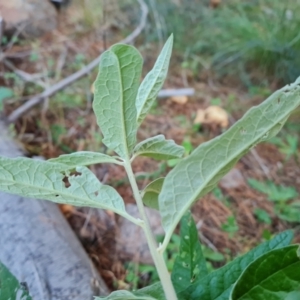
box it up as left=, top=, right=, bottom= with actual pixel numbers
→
left=93, top=44, right=143, bottom=159
left=159, top=77, right=300, bottom=246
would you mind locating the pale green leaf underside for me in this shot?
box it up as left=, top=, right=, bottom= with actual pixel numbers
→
left=0, top=156, right=129, bottom=219
left=178, top=230, right=293, bottom=300
left=142, top=177, right=164, bottom=210
left=49, top=151, right=121, bottom=168
left=134, top=135, right=184, bottom=160
left=159, top=77, right=300, bottom=242
left=95, top=290, right=157, bottom=300
left=136, top=35, right=173, bottom=125
left=231, top=245, right=300, bottom=300
left=93, top=44, right=143, bottom=159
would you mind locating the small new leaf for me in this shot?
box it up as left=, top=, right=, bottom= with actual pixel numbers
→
left=171, top=212, right=207, bottom=294
left=142, top=178, right=164, bottom=210
left=179, top=230, right=293, bottom=300
left=231, top=245, right=300, bottom=300
left=136, top=35, right=173, bottom=125
left=0, top=157, right=132, bottom=221
left=93, top=44, right=143, bottom=159
left=49, top=151, right=122, bottom=168
left=159, top=77, right=300, bottom=246
left=133, top=135, right=184, bottom=160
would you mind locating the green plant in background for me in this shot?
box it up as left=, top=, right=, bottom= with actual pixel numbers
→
left=212, top=187, right=231, bottom=207
left=254, top=208, right=272, bottom=225
left=0, top=87, right=14, bottom=112
left=221, top=216, right=239, bottom=238
left=269, top=134, right=299, bottom=161
left=150, top=0, right=300, bottom=84
left=1, top=36, right=300, bottom=299
left=249, top=179, right=300, bottom=223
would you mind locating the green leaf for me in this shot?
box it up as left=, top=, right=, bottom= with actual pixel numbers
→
left=49, top=151, right=121, bottom=168
left=0, top=156, right=133, bottom=221
left=171, top=211, right=207, bottom=294
left=133, top=135, right=184, bottom=160
left=136, top=35, right=173, bottom=125
left=0, top=262, right=32, bottom=300
left=0, top=87, right=14, bottom=112
left=178, top=230, right=294, bottom=300
left=93, top=44, right=143, bottom=159
left=248, top=179, right=298, bottom=202
left=230, top=245, right=300, bottom=300
left=142, top=178, right=164, bottom=210
left=159, top=77, right=300, bottom=245
left=96, top=283, right=165, bottom=300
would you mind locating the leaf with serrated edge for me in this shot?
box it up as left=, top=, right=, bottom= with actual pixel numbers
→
left=142, top=177, right=164, bottom=210
left=134, top=135, right=184, bottom=160
left=230, top=245, right=300, bottom=300
left=178, top=230, right=293, bottom=300
left=171, top=211, right=207, bottom=294
left=0, top=157, right=133, bottom=221
left=49, top=151, right=121, bottom=168
left=159, top=77, right=300, bottom=246
left=136, top=35, right=173, bottom=125
left=93, top=44, right=143, bottom=159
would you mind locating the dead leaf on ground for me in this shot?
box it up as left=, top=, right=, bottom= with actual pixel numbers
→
left=170, top=95, right=188, bottom=105
left=194, top=105, right=229, bottom=128
left=59, top=204, right=75, bottom=215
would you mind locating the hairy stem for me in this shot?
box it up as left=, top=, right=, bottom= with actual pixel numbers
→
left=124, top=161, right=178, bottom=300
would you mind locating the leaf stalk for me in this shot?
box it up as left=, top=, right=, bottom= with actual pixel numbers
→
left=124, top=161, right=178, bottom=300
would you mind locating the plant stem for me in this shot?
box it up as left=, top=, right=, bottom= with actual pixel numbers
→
left=124, top=161, right=178, bottom=300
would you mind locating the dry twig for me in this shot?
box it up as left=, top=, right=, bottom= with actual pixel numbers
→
left=3, top=60, right=48, bottom=89
left=7, top=0, right=149, bottom=124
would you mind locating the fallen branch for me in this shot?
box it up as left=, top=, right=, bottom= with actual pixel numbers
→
left=3, top=59, right=48, bottom=89
left=158, top=88, right=194, bottom=98
left=7, top=0, right=149, bottom=124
